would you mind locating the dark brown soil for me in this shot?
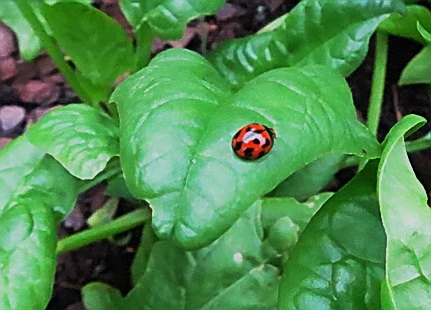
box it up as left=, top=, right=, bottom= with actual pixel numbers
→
left=1, top=1, right=430, bottom=309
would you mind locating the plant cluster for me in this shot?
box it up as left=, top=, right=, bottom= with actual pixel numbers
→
left=1, top=0, right=431, bottom=309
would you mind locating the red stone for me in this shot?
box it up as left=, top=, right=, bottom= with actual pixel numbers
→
left=17, top=80, right=60, bottom=105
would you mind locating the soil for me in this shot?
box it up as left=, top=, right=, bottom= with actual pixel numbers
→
left=0, top=1, right=430, bottom=309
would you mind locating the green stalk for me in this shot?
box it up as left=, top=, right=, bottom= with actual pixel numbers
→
left=406, top=133, right=431, bottom=153
left=57, top=208, right=151, bottom=254
left=13, top=0, right=94, bottom=105
left=367, top=32, right=389, bottom=136
left=342, top=135, right=431, bottom=169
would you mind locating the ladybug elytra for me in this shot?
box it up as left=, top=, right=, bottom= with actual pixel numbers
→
left=232, top=123, right=275, bottom=160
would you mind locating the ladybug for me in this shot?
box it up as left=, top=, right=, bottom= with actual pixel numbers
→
left=232, top=123, right=276, bottom=160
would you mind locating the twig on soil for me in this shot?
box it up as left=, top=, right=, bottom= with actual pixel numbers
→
left=392, top=84, right=403, bottom=121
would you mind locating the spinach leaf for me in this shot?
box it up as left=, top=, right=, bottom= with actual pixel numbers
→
left=399, top=45, right=431, bottom=85
left=41, top=2, right=134, bottom=101
left=0, top=156, right=81, bottom=310
left=379, top=5, right=431, bottom=44
left=377, top=115, right=431, bottom=310
left=113, top=48, right=380, bottom=249
left=207, top=0, right=405, bottom=89
left=278, top=162, right=386, bottom=309
left=27, top=104, right=119, bottom=180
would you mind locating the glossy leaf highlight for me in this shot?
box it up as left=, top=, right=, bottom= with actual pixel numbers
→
left=27, top=104, right=120, bottom=180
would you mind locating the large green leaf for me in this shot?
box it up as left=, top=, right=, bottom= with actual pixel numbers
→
left=0, top=135, right=44, bottom=210
left=399, top=45, right=431, bottom=85
left=27, top=104, right=119, bottom=180
left=278, top=162, right=386, bottom=310
left=113, top=48, right=380, bottom=249
left=377, top=115, right=431, bottom=310
left=207, top=0, right=405, bottom=89
left=119, top=0, right=226, bottom=40
left=378, top=5, right=431, bottom=44
left=41, top=2, right=134, bottom=98
left=0, top=156, right=81, bottom=310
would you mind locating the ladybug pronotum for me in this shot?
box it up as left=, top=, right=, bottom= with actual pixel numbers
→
left=231, top=123, right=276, bottom=160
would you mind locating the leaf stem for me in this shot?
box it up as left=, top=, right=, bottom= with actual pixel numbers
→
left=342, top=135, right=431, bottom=169
left=57, top=208, right=151, bottom=254
left=367, top=32, right=389, bottom=136
left=405, top=133, right=431, bottom=153
left=13, top=0, right=93, bottom=104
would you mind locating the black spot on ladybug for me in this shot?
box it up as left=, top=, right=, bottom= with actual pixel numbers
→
left=263, top=139, right=270, bottom=147
left=234, top=141, right=242, bottom=150
left=252, top=138, right=260, bottom=144
left=244, top=148, right=254, bottom=154
left=254, top=130, right=264, bottom=134
left=233, top=130, right=240, bottom=139
left=245, top=126, right=252, bottom=132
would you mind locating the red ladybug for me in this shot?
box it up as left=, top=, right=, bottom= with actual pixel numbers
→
left=232, top=123, right=276, bottom=160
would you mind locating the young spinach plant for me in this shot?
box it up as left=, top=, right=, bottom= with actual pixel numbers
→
left=1, top=0, right=431, bottom=309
